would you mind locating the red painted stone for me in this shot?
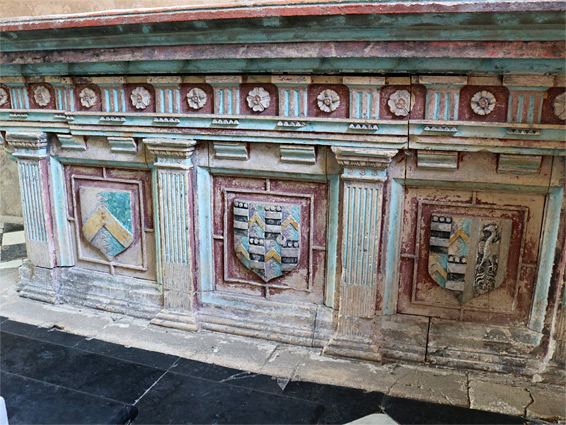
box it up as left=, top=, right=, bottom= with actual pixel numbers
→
left=239, top=83, right=278, bottom=116
left=179, top=83, right=214, bottom=114
left=2, top=41, right=563, bottom=66
left=124, top=83, right=156, bottom=113
left=379, top=85, right=426, bottom=121
left=307, top=84, right=349, bottom=119
left=459, top=85, right=510, bottom=122
left=212, top=174, right=327, bottom=304
left=541, top=87, right=566, bottom=125
left=27, top=83, right=56, bottom=110
left=73, top=83, right=102, bottom=112
left=1, top=2, right=562, bottom=32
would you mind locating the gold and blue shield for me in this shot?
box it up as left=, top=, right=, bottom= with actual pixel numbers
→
left=80, top=188, right=134, bottom=260
left=429, top=214, right=512, bottom=303
left=233, top=200, right=301, bottom=282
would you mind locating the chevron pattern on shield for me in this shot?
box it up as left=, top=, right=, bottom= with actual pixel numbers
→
left=80, top=187, right=134, bottom=261
left=233, top=199, right=301, bottom=282
left=428, top=214, right=512, bottom=303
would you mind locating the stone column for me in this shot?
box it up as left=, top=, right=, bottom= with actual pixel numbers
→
left=144, top=137, right=200, bottom=331
left=7, top=132, right=56, bottom=268
left=6, top=132, right=59, bottom=302
left=324, top=146, right=397, bottom=360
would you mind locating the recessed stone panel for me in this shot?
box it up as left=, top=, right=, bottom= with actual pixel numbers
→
left=212, top=175, right=328, bottom=304
left=65, top=165, right=156, bottom=281
left=397, top=186, right=543, bottom=325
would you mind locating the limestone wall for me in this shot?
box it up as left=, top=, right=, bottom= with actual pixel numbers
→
left=0, top=148, right=22, bottom=222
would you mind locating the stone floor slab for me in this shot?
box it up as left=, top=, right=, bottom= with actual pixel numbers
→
left=0, top=265, right=564, bottom=422
left=292, top=350, right=398, bottom=392
left=1, top=372, right=133, bottom=425
left=469, top=379, right=532, bottom=417
left=259, top=343, right=313, bottom=378
left=387, top=365, right=469, bottom=406
left=204, top=333, right=280, bottom=373
left=526, top=387, right=566, bottom=422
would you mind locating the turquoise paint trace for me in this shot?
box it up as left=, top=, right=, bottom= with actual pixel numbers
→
left=49, top=156, right=74, bottom=266
left=197, top=166, right=214, bottom=293
left=528, top=185, right=564, bottom=333
left=1, top=0, right=565, bottom=378
left=324, top=174, right=340, bottom=309
left=151, top=167, right=163, bottom=287
left=383, top=178, right=404, bottom=316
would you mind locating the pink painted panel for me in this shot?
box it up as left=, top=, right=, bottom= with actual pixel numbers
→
left=212, top=174, right=328, bottom=304
left=397, top=186, right=541, bottom=326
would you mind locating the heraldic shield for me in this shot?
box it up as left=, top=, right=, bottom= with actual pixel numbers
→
left=428, top=214, right=512, bottom=303
left=80, top=187, right=134, bottom=261
left=233, top=199, right=301, bottom=282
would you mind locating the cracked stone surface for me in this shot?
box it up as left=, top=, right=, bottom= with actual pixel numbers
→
left=259, top=344, right=310, bottom=378
left=292, top=350, right=398, bottom=392
left=203, top=334, right=279, bottom=373
left=1, top=265, right=565, bottom=421
left=469, top=379, right=532, bottom=416
left=526, top=387, right=566, bottom=421
left=387, top=365, right=469, bottom=406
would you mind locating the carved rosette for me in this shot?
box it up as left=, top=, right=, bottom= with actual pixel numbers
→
left=130, top=86, right=151, bottom=110
left=33, top=85, right=51, bottom=107
left=187, top=88, right=207, bottom=110
left=246, top=87, right=271, bottom=112
left=552, top=92, right=566, bottom=120
left=0, top=87, right=8, bottom=106
left=317, top=89, right=340, bottom=113
left=470, top=90, right=496, bottom=116
left=79, top=88, right=97, bottom=108
left=388, top=90, right=414, bottom=117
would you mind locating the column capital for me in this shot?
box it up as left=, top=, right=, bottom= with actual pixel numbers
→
left=6, top=131, right=49, bottom=159
left=331, top=146, right=397, bottom=180
left=143, top=138, right=197, bottom=170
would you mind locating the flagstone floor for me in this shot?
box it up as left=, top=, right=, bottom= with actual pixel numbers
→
left=0, top=222, right=563, bottom=424
left=0, top=318, right=528, bottom=425
left=0, top=222, right=26, bottom=268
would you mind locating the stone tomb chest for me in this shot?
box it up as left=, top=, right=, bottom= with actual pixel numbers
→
left=1, top=72, right=565, bottom=378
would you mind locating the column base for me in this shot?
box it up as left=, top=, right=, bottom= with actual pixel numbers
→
left=198, top=293, right=334, bottom=347
left=323, top=314, right=382, bottom=361
left=151, top=309, right=200, bottom=332
left=18, top=262, right=162, bottom=319
left=17, top=261, right=61, bottom=304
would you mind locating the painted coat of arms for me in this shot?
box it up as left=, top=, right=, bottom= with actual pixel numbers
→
left=233, top=199, right=301, bottom=282
left=80, top=187, right=134, bottom=260
left=428, top=214, right=512, bottom=303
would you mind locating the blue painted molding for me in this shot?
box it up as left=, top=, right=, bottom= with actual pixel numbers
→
left=528, top=185, right=564, bottom=333
left=325, top=174, right=340, bottom=309
left=151, top=166, right=163, bottom=287
left=383, top=178, right=404, bottom=315
left=49, top=156, right=74, bottom=266
left=2, top=58, right=564, bottom=77
left=197, top=165, right=214, bottom=293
